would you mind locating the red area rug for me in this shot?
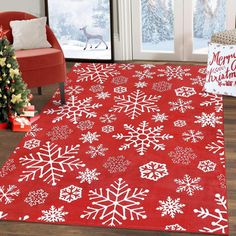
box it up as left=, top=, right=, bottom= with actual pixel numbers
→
left=0, top=63, right=228, bottom=235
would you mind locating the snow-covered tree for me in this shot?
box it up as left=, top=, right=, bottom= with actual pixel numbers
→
left=213, top=0, right=226, bottom=33
left=166, top=0, right=174, bottom=40
left=194, top=0, right=205, bottom=38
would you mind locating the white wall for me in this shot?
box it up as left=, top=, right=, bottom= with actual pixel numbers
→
left=0, top=0, right=45, bottom=17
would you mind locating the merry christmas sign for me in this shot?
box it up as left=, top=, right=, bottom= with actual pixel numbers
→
left=204, top=43, right=236, bottom=96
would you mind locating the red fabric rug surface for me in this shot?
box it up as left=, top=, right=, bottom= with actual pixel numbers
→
left=0, top=63, right=228, bottom=235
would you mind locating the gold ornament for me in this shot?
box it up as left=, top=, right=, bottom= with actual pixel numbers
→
left=0, top=57, right=6, bottom=67
left=12, top=55, right=16, bottom=59
left=9, top=68, right=20, bottom=78
left=11, top=94, right=22, bottom=104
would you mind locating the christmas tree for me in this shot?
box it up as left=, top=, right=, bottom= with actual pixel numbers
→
left=0, top=26, right=30, bottom=124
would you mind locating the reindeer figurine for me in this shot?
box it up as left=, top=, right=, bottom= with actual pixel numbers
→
left=80, top=26, right=108, bottom=50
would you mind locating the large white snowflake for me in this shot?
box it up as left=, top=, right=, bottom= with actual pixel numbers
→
left=195, top=112, right=222, bottom=127
left=59, top=185, right=82, bottom=203
left=152, top=113, right=168, bottom=123
left=156, top=196, right=185, bottom=218
left=38, top=205, right=68, bottom=223
left=18, top=142, right=85, bottom=186
left=80, top=178, right=149, bottom=226
left=174, top=174, right=203, bottom=196
left=26, top=124, right=43, bottom=137
left=24, top=189, right=48, bottom=206
left=200, top=92, right=223, bottom=113
left=169, top=99, right=194, bottom=113
left=86, top=144, right=108, bottom=158
left=46, top=125, right=73, bottom=141
left=157, top=66, right=191, bottom=81
left=80, top=131, right=100, bottom=144
left=109, top=90, right=161, bottom=120
left=113, top=121, right=173, bottom=156
left=103, top=155, right=131, bottom=173
left=182, top=130, right=204, bottom=143
left=175, top=86, right=196, bottom=98
left=133, top=69, right=155, bottom=80
left=0, top=159, right=16, bottom=177
left=76, top=168, right=100, bottom=184
left=139, top=161, right=168, bottom=182
left=65, top=85, right=84, bottom=96
left=194, top=193, right=228, bottom=234
left=74, top=63, right=120, bottom=84
left=0, top=185, right=20, bottom=204
left=44, top=96, right=102, bottom=124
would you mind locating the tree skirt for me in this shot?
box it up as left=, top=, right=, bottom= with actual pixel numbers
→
left=0, top=63, right=228, bottom=235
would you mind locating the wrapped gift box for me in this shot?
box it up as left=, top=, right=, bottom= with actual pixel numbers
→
left=12, top=117, right=31, bottom=132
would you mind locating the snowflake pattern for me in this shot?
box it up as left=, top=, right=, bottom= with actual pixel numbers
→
left=200, top=93, right=223, bottom=113
left=156, top=196, right=185, bottom=218
left=90, top=84, right=104, bottom=93
left=80, top=131, right=100, bottom=144
left=74, top=63, right=120, bottom=84
left=76, top=168, right=100, bottom=184
left=152, top=113, right=168, bottom=123
left=198, top=160, right=216, bottom=172
left=118, top=64, right=134, bottom=70
left=0, top=159, right=16, bottom=177
left=191, top=76, right=206, bottom=86
left=175, top=86, right=196, bottom=98
left=165, top=224, right=186, bottom=231
left=96, top=91, right=111, bottom=100
left=169, top=99, right=194, bottom=113
left=99, top=114, right=117, bottom=123
left=152, top=81, right=172, bottom=92
left=26, top=124, right=43, bottom=137
left=0, top=185, right=20, bottom=204
left=103, top=156, right=131, bottom=173
left=114, top=86, right=127, bottom=94
left=18, top=142, right=85, bottom=186
left=65, top=85, right=84, bottom=95
left=86, top=144, right=108, bottom=158
left=109, top=90, right=161, bottom=120
left=24, top=189, right=48, bottom=206
left=133, top=69, right=155, bottom=80
left=174, top=174, right=203, bottom=196
left=135, top=81, right=148, bottom=88
left=141, top=64, right=155, bottom=69
left=59, top=185, right=82, bottom=203
left=77, top=120, right=95, bottom=131
left=24, top=139, right=41, bottom=150
left=206, top=129, right=224, bottom=157
left=0, top=211, right=8, bottom=220
left=217, top=174, right=226, bottom=189
left=38, top=205, right=68, bottom=222
left=182, top=130, right=204, bottom=143
left=174, top=120, right=186, bottom=127
left=195, top=112, right=222, bottom=127
left=168, top=146, right=197, bottom=165
left=44, top=96, right=102, bottom=124
left=158, top=66, right=191, bottom=81
left=113, top=121, right=173, bottom=155
left=139, top=161, right=168, bottom=182
left=102, top=125, right=114, bottom=133
left=194, top=193, right=228, bottom=234
left=80, top=178, right=149, bottom=226
left=46, top=125, right=73, bottom=141
left=112, top=76, right=128, bottom=85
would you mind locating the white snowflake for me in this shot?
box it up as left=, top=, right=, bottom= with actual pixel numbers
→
left=18, top=215, right=29, bottom=221
left=217, top=174, right=226, bottom=189
left=157, top=66, right=191, bottom=81
left=191, top=76, right=206, bottom=86
left=24, top=189, right=48, bottom=206
left=102, top=125, right=114, bottom=133
left=135, top=81, right=148, bottom=88
left=0, top=211, right=8, bottom=220
left=46, top=125, right=73, bottom=141
left=114, top=86, right=127, bottom=94
left=152, top=81, right=172, bottom=92
left=175, top=86, right=196, bottom=98
left=65, top=85, right=84, bottom=95
left=139, top=161, right=168, bottom=182
left=198, top=160, right=216, bottom=172
left=76, top=168, right=100, bottom=184
left=174, top=174, right=203, bottom=196
left=200, top=92, right=223, bottom=113
left=198, top=67, right=207, bottom=74
left=194, top=193, right=228, bottom=234
left=44, top=96, right=102, bottom=124
left=118, top=64, right=134, bottom=70
left=18, top=142, right=85, bottom=186
left=174, top=120, right=186, bottom=127
left=80, top=178, right=149, bottom=226
left=99, top=114, right=117, bottom=123
left=195, top=112, right=222, bottom=127
left=109, top=90, right=161, bottom=120
left=182, top=130, right=204, bottom=143
left=141, top=64, right=155, bottom=69
left=0, top=185, right=20, bottom=204
left=133, top=69, right=155, bottom=80
left=0, top=159, right=16, bottom=177
left=156, top=196, right=185, bottom=218
left=96, top=91, right=111, bottom=100
left=80, top=131, right=100, bottom=144
left=26, top=124, right=43, bottom=137
left=59, top=185, right=82, bottom=203
left=103, top=156, right=131, bottom=173
left=168, top=146, right=197, bottom=165
left=38, top=205, right=68, bottom=222
left=74, top=63, right=120, bottom=84
left=24, top=139, right=41, bottom=150
left=165, top=224, right=186, bottom=231
left=77, top=120, right=95, bottom=131
left=90, top=84, right=104, bottom=93
left=86, top=144, right=108, bottom=158
left=152, top=113, right=168, bottom=123
left=113, top=121, right=173, bottom=156
left=169, top=99, right=194, bottom=113
left=112, top=76, right=128, bottom=85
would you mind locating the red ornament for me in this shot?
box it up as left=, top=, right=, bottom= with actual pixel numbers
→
left=28, top=93, right=33, bottom=101
left=12, top=80, right=15, bottom=83
left=5, top=86, right=9, bottom=91
left=0, top=25, right=9, bottom=39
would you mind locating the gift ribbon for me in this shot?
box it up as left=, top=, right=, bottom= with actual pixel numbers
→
left=15, top=117, right=30, bottom=128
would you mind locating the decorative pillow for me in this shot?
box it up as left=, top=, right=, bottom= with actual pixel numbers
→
left=204, top=43, right=236, bottom=96
left=10, top=17, right=51, bottom=50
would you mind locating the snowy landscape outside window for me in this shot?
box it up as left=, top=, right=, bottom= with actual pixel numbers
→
left=45, top=0, right=113, bottom=61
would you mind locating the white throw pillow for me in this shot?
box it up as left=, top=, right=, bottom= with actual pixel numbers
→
left=204, top=43, right=236, bottom=96
left=10, top=17, right=51, bottom=50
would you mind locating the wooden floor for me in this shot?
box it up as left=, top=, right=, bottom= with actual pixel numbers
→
left=0, top=62, right=235, bottom=236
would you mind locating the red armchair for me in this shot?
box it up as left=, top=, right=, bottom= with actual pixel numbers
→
left=0, top=11, right=66, bottom=104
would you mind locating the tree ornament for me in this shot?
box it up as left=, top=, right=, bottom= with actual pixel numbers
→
left=11, top=94, right=22, bottom=104
left=9, top=68, right=20, bottom=78
left=6, top=80, right=10, bottom=84
left=7, top=63, right=11, bottom=68
left=0, top=57, right=6, bottom=67
left=28, top=93, right=33, bottom=101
